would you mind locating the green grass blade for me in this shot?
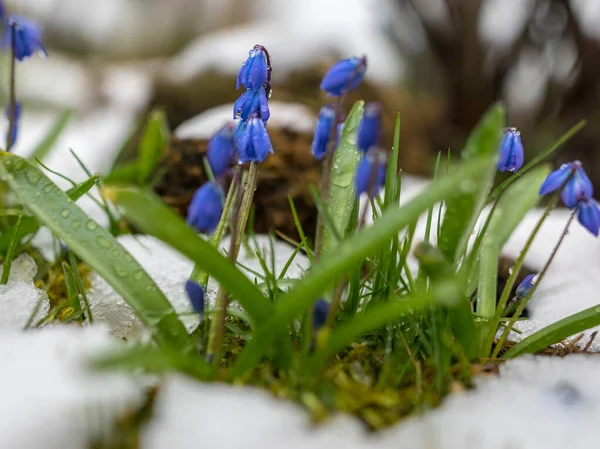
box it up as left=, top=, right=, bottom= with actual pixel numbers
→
left=65, top=173, right=100, bottom=201
left=28, top=110, right=74, bottom=161
left=311, top=291, right=436, bottom=372
left=502, top=304, right=600, bottom=359
left=438, top=104, right=505, bottom=262
left=102, top=184, right=272, bottom=325
left=384, top=113, right=400, bottom=208
left=321, top=101, right=363, bottom=256
left=476, top=166, right=549, bottom=320
left=0, top=215, right=38, bottom=253
left=138, top=109, right=169, bottom=185
left=0, top=152, right=192, bottom=348
left=1, top=215, right=21, bottom=284
left=230, top=155, right=495, bottom=378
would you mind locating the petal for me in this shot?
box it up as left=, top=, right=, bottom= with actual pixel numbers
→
left=258, top=87, right=270, bottom=122
left=357, top=102, right=381, bottom=153
left=355, top=157, right=372, bottom=197
left=515, top=274, right=536, bottom=298
left=250, top=119, right=272, bottom=162
left=312, top=299, right=329, bottom=330
left=233, top=91, right=250, bottom=119
left=235, top=121, right=251, bottom=163
left=320, top=56, right=367, bottom=96
left=184, top=279, right=205, bottom=314
left=207, top=125, right=235, bottom=177
left=539, top=164, right=573, bottom=196
left=577, top=200, right=600, bottom=237
left=562, top=166, right=594, bottom=208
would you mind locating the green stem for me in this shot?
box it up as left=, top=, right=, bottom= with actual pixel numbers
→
left=190, top=166, right=241, bottom=285
left=6, top=25, right=16, bottom=152
left=491, top=207, right=576, bottom=358
left=207, top=162, right=258, bottom=367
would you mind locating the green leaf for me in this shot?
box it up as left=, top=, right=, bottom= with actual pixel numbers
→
left=102, top=184, right=272, bottom=325
left=138, top=110, right=169, bottom=185
left=65, top=173, right=100, bottom=201
left=476, top=166, right=549, bottom=319
left=438, top=104, right=505, bottom=262
left=28, top=110, right=74, bottom=162
left=1, top=215, right=21, bottom=284
left=91, top=344, right=212, bottom=380
left=321, top=101, right=363, bottom=256
left=0, top=152, right=192, bottom=348
left=230, top=155, right=495, bottom=378
left=103, top=161, right=139, bottom=184
left=503, top=304, right=600, bottom=359
left=0, top=215, right=38, bottom=253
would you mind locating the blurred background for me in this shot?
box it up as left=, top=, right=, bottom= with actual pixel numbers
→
left=3, top=0, right=600, bottom=234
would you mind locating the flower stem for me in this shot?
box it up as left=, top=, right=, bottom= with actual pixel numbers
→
left=491, top=207, right=576, bottom=358
left=314, top=95, right=345, bottom=260
left=6, top=24, right=16, bottom=152
left=207, top=162, right=258, bottom=368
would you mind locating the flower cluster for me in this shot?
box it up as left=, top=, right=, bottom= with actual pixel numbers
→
left=186, top=45, right=274, bottom=235
left=355, top=103, right=387, bottom=198
left=311, top=56, right=367, bottom=160
left=0, top=1, right=46, bottom=149
left=539, top=161, right=600, bottom=235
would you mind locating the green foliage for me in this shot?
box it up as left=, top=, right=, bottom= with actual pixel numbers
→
left=321, top=101, right=363, bottom=256
left=438, top=104, right=505, bottom=262
left=0, top=152, right=192, bottom=348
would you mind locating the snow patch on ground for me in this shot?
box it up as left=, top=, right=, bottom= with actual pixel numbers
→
left=0, top=326, right=143, bottom=449
left=0, top=254, right=48, bottom=328
left=88, top=234, right=309, bottom=339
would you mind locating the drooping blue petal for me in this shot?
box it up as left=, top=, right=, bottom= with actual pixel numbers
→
left=539, top=163, right=574, bottom=196
left=311, top=104, right=336, bottom=160
left=496, top=128, right=524, bottom=172
left=561, top=164, right=593, bottom=208
left=186, top=182, right=224, bottom=234
left=320, top=56, right=367, bottom=96
left=207, top=124, right=236, bottom=178
left=355, top=152, right=387, bottom=197
left=5, top=101, right=20, bottom=147
left=235, top=118, right=273, bottom=163
left=577, top=199, right=600, bottom=237
left=515, top=274, right=536, bottom=298
left=237, top=46, right=268, bottom=90
left=184, top=279, right=205, bottom=314
left=233, top=87, right=270, bottom=122
left=357, top=102, right=381, bottom=153
left=2, top=16, right=47, bottom=61
left=312, top=299, right=329, bottom=331
left=250, top=117, right=273, bottom=162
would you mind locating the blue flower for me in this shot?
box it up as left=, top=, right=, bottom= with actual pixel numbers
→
left=515, top=274, right=536, bottom=298
left=237, top=45, right=268, bottom=90
left=207, top=124, right=236, bottom=178
left=185, top=279, right=205, bottom=314
left=497, top=127, right=524, bottom=172
left=186, top=182, right=224, bottom=234
left=577, top=198, right=600, bottom=237
left=357, top=102, right=381, bottom=153
left=355, top=151, right=387, bottom=197
left=539, top=161, right=593, bottom=208
left=233, top=86, right=270, bottom=122
left=2, top=15, right=46, bottom=61
left=5, top=101, right=20, bottom=147
left=311, top=104, right=336, bottom=160
left=235, top=117, right=273, bottom=163
left=320, top=56, right=367, bottom=96
left=312, top=298, right=329, bottom=331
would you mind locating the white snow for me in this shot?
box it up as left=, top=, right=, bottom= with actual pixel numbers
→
left=88, top=234, right=309, bottom=339
left=0, top=254, right=48, bottom=328
left=0, top=326, right=143, bottom=449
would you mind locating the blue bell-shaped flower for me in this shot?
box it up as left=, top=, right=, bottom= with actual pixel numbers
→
left=186, top=182, right=224, bottom=234
left=320, top=56, right=367, bottom=96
